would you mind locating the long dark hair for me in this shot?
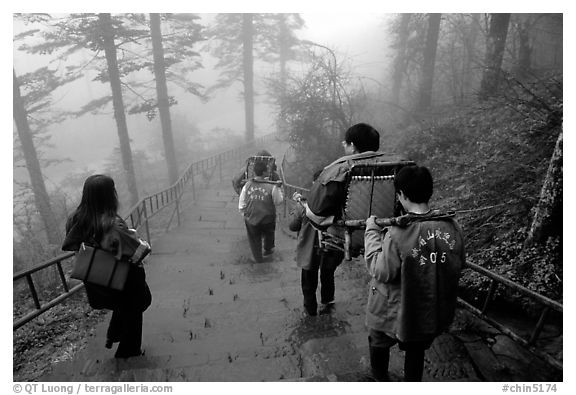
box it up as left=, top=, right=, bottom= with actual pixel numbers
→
left=70, top=174, right=119, bottom=243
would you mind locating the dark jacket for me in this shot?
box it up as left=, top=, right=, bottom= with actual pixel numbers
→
left=288, top=204, right=319, bottom=270
left=63, top=216, right=152, bottom=311
left=307, top=151, right=404, bottom=219
left=364, top=213, right=465, bottom=342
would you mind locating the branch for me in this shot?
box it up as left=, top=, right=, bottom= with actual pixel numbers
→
left=120, top=80, right=152, bottom=103
left=456, top=201, right=514, bottom=214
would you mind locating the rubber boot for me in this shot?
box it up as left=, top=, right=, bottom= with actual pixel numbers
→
left=404, top=349, right=425, bottom=381
left=368, top=336, right=391, bottom=381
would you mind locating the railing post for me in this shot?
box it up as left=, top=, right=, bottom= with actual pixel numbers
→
left=529, top=307, right=551, bottom=345
left=175, top=189, right=181, bottom=227
left=481, top=279, right=498, bottom=314
left=190, top=165, right=196, bottom=200
left=283, top=187, right=288, bottom=218
left=219, top=154, right=223, bottom=182
left=143, top=202, right=152, bottom=248
left=56, top=262, right=69, bottom=293
left=26, top=274, right=41, bottom=310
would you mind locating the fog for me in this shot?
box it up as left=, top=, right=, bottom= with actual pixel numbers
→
left=13, top=13, right=391, bottom=190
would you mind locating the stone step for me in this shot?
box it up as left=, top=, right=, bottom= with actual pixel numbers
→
left=83, top=353, right=300, bottom=382
left=47, top=340, right=301, bottom=382
left=297, top=331, right=481, bottom=382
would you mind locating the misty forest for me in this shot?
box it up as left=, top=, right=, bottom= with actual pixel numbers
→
left=13, top=13, right=562, bottom=380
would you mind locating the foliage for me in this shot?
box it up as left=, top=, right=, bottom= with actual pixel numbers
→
left=17, top=67, right=79, bottom=117
left=385, top=13, right=561, bottom=114
left=13, top=179, right=74, bottom=272
left=459, top=226, right=561, bottom=315
left=394, top=73, right=562, bottom=304
left=127, top=96, right=178, bottom=120
left=271, top=49, right=362, bottom=186
left=386, top=13, right=434, bottom=109
left=257, top=14, right=306, bottom=64
left=15, top=13, right=205, bottom=120
left=433, top=14, right=483, bottom=105
left=282, top=59, right=562, bottom=305
left=498, top=72, right=563, bottom=128
left=124, top=13, right=206, bottom=118
left=520, top=236, right=562, bottom=300
left=13, top=67, right=79, bottom=172
left=396, top=77, right=560, bottom=217
left=203, top=14, right=252, bottom=93
left=13, top=293, right=108, bottom=381
left=203, top=13, right=304, bottom=95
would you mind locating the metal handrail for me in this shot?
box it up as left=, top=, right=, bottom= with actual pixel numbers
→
left=457, top=260, right=563, bottom=370
left=279, top=155, right=563, bottom=370
left=13, top=133, right=278, bottom=330
left=278, top=157, right=310, bottom=218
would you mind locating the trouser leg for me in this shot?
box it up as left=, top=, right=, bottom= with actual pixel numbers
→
left=319, top=250, right=342, bottom=304
left=301, top=257, right=320, bottom=315
left=262, top=222, right=276, bottom=253
left=368, top=335, right=391, bottom=381
left=106, top=310, right=122, bottom=344
left=114, top=308, right=143, bottom=358
left=245, top=221, right=263, bottom=262
left=404, top=348, right=425, bottom=382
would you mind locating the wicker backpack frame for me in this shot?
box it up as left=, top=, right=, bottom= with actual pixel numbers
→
left=244, top=156, right=276, bottom=180
left=319, top=160, right=416, bottom=260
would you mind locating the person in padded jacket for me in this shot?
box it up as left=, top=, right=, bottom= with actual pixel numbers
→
left=289, top=168, right=344, bottom=316
left=305, top=123, right=406, bottom=261
left=363, top=165, right=465, bottom=381
left=238, top=160, right=284, bottom=262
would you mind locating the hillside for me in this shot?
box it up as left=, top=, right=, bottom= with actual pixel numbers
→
left=388, top=80, right=562, bottom=306
left=281, top=74, right=562, bottom=308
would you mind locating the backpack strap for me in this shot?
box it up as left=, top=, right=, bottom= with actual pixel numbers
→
left=251, top=178, right=282, bottom=186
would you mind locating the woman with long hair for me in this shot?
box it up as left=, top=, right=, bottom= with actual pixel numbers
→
left=63, top=174, right=152, bottom=359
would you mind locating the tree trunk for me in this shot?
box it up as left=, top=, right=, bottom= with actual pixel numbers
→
left=514, top=15, right=533, bottom=80
left=525, top=130, right=563, bottom=247
left=150, top=13, right=179, bottom=185
left=479, top=13, right=511, bottom=99
left=99, top=13, right=139, bottom=205
left=278, top=14, right=289, bottom=133
left=13, top=69, right=61, bottom=245
left=416, top=13, right=442, bottom=112
left=242, top=13, right=255, bottom=142
left=278, top=15, right=289, bottom=96
left=391, top=13, right=411, bottom=106
left=461, top=13, right=480, bottom=101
